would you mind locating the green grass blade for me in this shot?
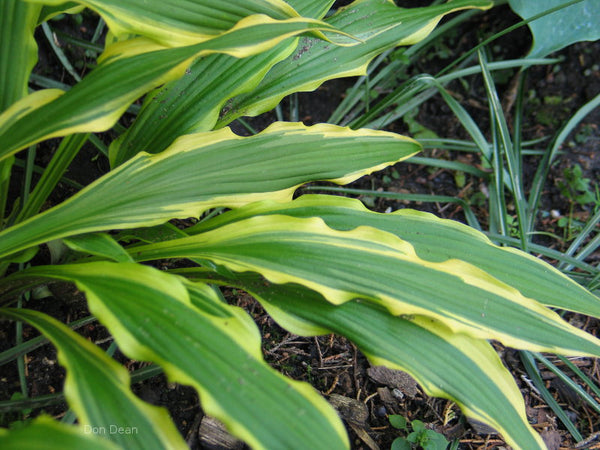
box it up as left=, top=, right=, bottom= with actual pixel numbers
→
left=520, top=350, right=583, bottom=441
left=41, top=21, right=81, bottom=82
left=534, top=352, right=600, bottom=416
left=429, top=79, right=491, bottom=163
left=561, top=208, right=600, bottom=270
left=349, top=74, right=434, bottom=129
left=29, top=73, right=72, bottom=90
left=406, top=156, right=488, bottom=178
left=572, top=233, right=600, bottom=266
left=479, top=49, right=529, bottom=248
left=354, top=59, right=558, bottom=130
left=512, top=70, right=527, bottom=165
left=328, top=8, right=485, bottom=125
left=557, top=355, right=600, bottom=400
left=16, top=134, right=89, bottom=224
left=528, top=92, right=600, bottom=231
left=218, top=0, right=493, bottom=126
left=0, top=363, right=165, bottom=415
left=485, top=232, right=599, bottom=275
left=0, top=393, right=65, bottom=414
left=0, top=315, right=96, bottom=365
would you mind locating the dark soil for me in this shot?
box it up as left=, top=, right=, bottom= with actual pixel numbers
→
left=1, top=3, right=599, bottom=450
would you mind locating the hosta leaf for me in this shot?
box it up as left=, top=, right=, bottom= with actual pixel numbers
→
left=9, top=262, right=349, bottom=449
left=0, top=416, right=118, bottom=450
left=0, top=0, right=41, bottom=110
left=508, top=0, right=600, bottom=59
left=182, top=271, right=545, bottom=450
left=0, top=122, right=418, bottom=258
left=108, top=0, right=337, bottom=165
left=0, top=308, right=187, bottom=449
left=0, top=41, right=190, bottom=160
left=29, top=0, right=301, bottom=46
left=63, top=233, right=133, bottom=262
left=187, top=194, right=600, bottom=318
left=15, top=133, right=90, bottom=223
left=218, top=0, right=493, bottom=126
left=38, top=4, right=85, bottom=23
left=132, top=215, right=600, bottom=357
left=109, top=41, right=299, bottom=165
left=286, top=0, right=335, bottom=19
left=114, top=223, right=188, bottom=245
left=0, top=1, right=39, bottom=225
left=0, top=16, right=351, bottom=160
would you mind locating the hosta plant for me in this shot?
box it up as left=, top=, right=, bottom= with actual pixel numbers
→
left=1, top=1, right=599, bottom=449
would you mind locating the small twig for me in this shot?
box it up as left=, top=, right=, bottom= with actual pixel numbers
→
left=575, top=431, right=600, bottom=449
left=521, top=374, right=542, bottom=396
left=322, top=352, right=349, bottom=363
left=94, top=336, right=114, bottom=345
left=317, top=364, right=352, bottom=370
left=41, top=22, right=82, bottom=82
left=323, top=373, right=340, bottom=396
left=314, top=336, right=324, bottom=368
left=264, top=334, right=299, bottom=354
left=363, top=392, right=378, bottom=404
left=352, top=343, right=360, bottom=395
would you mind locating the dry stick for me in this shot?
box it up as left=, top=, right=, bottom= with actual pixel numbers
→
left=323, top=373, right=340, bottom=396
left=314, top=336, right=324, bottom=368
left=575, top=431, right=600, bottom=449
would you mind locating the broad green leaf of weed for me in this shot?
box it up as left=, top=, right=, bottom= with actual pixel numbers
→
left=508, top=0, right=600, bottom=58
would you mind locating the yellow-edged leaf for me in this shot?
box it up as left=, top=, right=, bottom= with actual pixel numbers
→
left=186, top=194, right=600, bottom=318
left=132, top=215, right=600, bottom=357
left=0, top=15, right=354, bottom=160
left=0, top=416, right=118, bottom=450
left=27, top=0, right=301, bottom=46
left=0, top=123, right=419, bottom=258
left=0, top=308, right=187, bottom=449
left=6, top=262, right=349, bottom=449
left=218, top=0, right=493, bottom=125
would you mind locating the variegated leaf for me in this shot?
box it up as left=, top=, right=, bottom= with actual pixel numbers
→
left=132, top=215, right=600, bottom=357
left=5, top=262, right=349, bottom=449
left=186, top=194, right=600, bottom=318
left=0, top=123, right=418, bottom=258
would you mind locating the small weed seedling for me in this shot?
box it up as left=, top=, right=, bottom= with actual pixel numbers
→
left=556, top=164, right=600, bottom=240
left=389, top=415, right=449, bottom=450
left=558, top=164, right=598, bottom=208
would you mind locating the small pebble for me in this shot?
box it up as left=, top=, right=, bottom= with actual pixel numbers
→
left=376, top=405, right=387, bottom=417
left=392, top=388, right=404, bottom=400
